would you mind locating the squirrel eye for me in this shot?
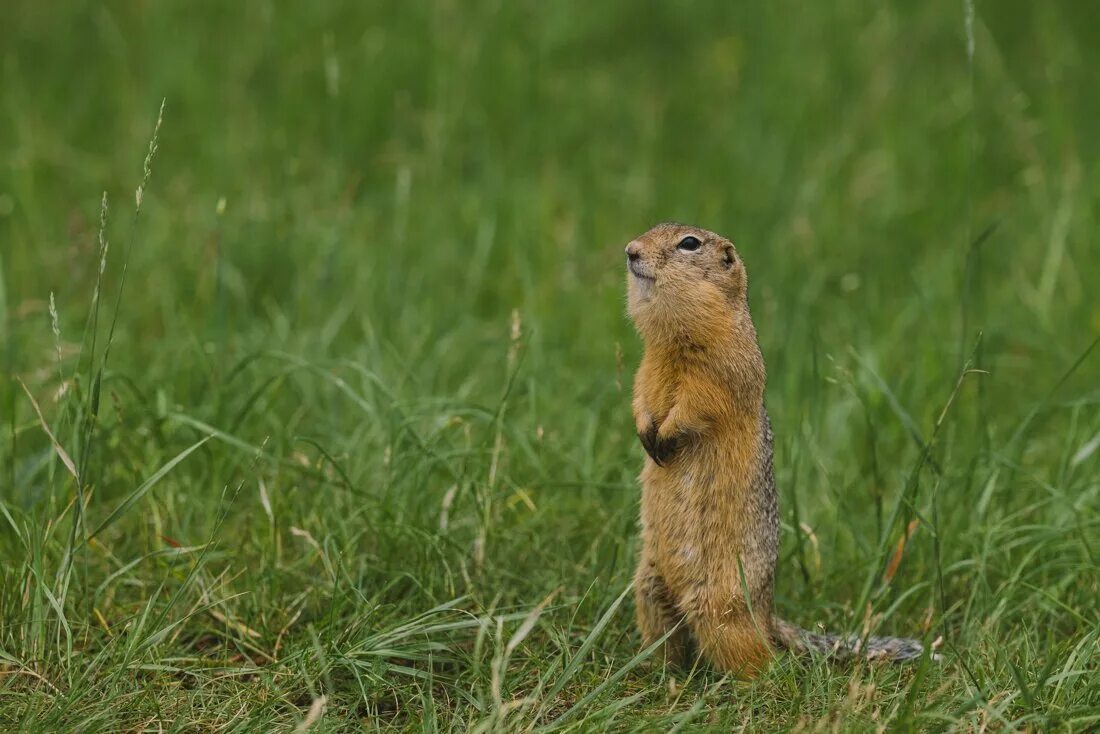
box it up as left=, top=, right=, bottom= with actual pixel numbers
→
left=677, top=236, right=702, bottom=252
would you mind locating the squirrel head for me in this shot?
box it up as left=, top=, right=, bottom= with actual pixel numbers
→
left=625, top=222, right=749, bottom=346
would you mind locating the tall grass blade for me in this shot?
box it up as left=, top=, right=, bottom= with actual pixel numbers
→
left=87, top=436, right=211, bottom=541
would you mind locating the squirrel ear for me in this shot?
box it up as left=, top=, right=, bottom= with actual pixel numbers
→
left=722, top=245, right=736, bottom=268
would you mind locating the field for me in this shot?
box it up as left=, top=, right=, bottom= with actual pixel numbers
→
left=2, top=1, right=1098, bottom=731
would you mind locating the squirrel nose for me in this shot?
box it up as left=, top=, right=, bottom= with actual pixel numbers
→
left=625, top=241, right=641, bottom=262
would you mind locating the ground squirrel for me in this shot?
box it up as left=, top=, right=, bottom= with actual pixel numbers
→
left=625, top=222, right=928, bottom=676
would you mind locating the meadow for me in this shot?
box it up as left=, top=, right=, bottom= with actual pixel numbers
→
left=1, top=1, right=1098, bottom=731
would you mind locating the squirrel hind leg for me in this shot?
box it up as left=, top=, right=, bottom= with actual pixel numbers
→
left=691, top=613, right=774, bottom=678
left=681, top=595, right=774, bottom=677
left=635, top=564, right=694, bottom=667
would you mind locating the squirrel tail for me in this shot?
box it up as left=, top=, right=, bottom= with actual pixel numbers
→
left=772, top=617, right=937, bottom=663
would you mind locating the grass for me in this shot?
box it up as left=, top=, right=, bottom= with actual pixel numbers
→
left=2, top=1, right=1098, bottom=730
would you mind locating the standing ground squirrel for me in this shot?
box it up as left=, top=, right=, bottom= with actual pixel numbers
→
left=625, top=222, right=929, bottom=676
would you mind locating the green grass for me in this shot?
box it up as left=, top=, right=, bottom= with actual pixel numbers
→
left=2, top=1, right=1098, bottom=730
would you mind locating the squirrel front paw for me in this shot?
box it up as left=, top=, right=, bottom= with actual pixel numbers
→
left=638, top=421, right=659, bottom=463
left=638, top=420, right=683, bottom=467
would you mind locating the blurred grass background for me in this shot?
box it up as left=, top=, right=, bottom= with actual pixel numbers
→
left=2, top=1, right=1098, bottom=730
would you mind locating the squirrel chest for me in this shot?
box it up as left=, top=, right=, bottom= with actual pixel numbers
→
left=636, top=364, right=765, bottom=591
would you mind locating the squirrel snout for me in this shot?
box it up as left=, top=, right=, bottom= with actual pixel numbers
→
left=625, top=241, right=642, bottom=262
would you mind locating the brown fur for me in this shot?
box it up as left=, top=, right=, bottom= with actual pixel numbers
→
left=625, top=222, right=929, bottom=676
